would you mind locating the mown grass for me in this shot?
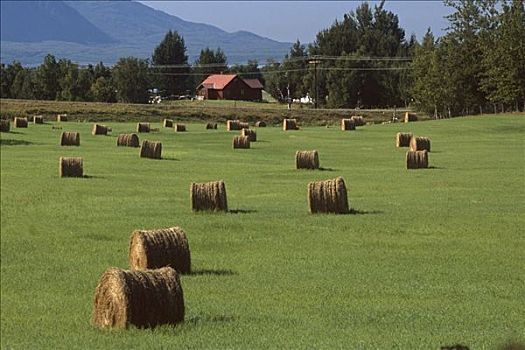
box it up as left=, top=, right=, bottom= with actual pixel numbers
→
left=1, top=114, right=524, bottom=349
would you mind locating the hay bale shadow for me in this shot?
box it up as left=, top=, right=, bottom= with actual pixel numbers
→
left=162, top=157, right=180, bottom=161
left=0, top=139, right=33, bottom=146
left=187, top=314, right=235, bottom=325
left=349, top=209, right=383, bottom=215
left=428, top=166, right=444, bottom=169
left=83, top=175, right=105, bottom=179
left=441, top=345, right=470, bottom=350
left=228, top=209, right=257, bottom=214
left=190, top=269, right=237, bottom=276
left=319, top=167, right=337, bottom=171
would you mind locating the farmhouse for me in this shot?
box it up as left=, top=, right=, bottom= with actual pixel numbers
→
left=196, top=74, right=263, bottom=101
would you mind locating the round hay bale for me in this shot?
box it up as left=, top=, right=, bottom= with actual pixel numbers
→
left=57, top=114, right=68, bottom=122
left=296, top=150, right=320, bottom=169
left=308, top=177, right=349, bottom=214
left=92, top=267, right=184, bottom=329
left=395, top=132, right=413, bottom=147
left=233, top=135, right=250, bottom=149
left=60, top=131, right=80, bottom=146
left=410, top=136, right=431, bottom=152
left=350, top=115, right=365, bottom=126
left=283, top=118, right=298, bottom=130
left=129, top=227, right=191, bottom=274
left=404, top=112, right=417, bottom=123
left=117, top=133, right=140, bottom=147
left=59, top=157, right=83, bottom=177
left=163, top=119, right=173, bottom=128
left=205, top=123, right=217, bottom=129
left=239, top=121, right=249, bottom=129
left=227, top=120, right=240, bottom=131
left=14, top=117, right=28, bottom=128
left=140, top=140, right=162, bottom=159
left=406, top=150, right=429, bottom=169
left=137, top=122, right=150, bottom=133
left=0, top=119, right=10, bottom=132
left=241, top=128, right=257, bottom=142
left=33, top=115, right=44, bottom=124
left=190, top=180, right=228, bottom=212
left=92, top=124, right=108, bottom=136
left=175, top=124, right=186, bottom=132
left=341, top=118, right=355, bottom=131
left=255, top=121, right=266, bottom=127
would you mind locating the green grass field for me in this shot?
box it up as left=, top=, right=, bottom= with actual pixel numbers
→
left=1, top=114, right=524, bottom=349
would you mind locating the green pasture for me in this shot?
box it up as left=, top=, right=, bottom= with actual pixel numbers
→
left=1, top=114, right=524, bottom=349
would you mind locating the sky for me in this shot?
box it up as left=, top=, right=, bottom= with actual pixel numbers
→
left=139, top=1, right=453, bottom=43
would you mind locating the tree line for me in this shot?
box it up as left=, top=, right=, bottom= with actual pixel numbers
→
left=1, top=0, right=523, bottom=115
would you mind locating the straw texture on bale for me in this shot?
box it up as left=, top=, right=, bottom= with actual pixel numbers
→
left=0, top=119, right=10, bottom=132
left=57, top=114, right=68, bottom=122
left=59, top=157, right=83, bottom=177
left=308, top=177, right=349, bottom=214
left=350, top=115, right=366, bottom=126
left=175, top=124, right=186, bottom=132
left=396, top=132, right=413, bottom=147
left=33, top=115, right=44, bottom=124
left=410, top=136, right=431, bottom=152
left=404, top=112, right=418, bottom=122
left=296, top=150, right=320, bottom=169
left=241, top=128, right=257, bottom=142
left=137, top=122, right=150, bottom=133
left=341, top=118, right=356, bottom=131
left=206, top=122, right=217, bottom=129
left=163, top=119, right=173, bottom=128
left=233, top=135, right=250, bottom=149
left=14, top=117, right=28, bottom=128
left=92, top=124, right=108, bottom=135
left=92, top=267, right=184, bottom=329
left=117, top=134, right=140, bottom=147
left=283, top=118, right=298, bottom=130
left=406, top=150, right=429, bottom=169
left=140, top=140, right=162, bottom=159
left=129, top=227, right=191, bottom=274
left=255, top=121, right=266, bottom=127
left=60, top=131, right=80, bottom=146
left=190, top=181, right=228, bottom=212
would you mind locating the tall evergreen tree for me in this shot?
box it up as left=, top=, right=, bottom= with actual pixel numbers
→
left=112, top=57, right=150, bottom=103
left=194, top=47, right=228, bottom=88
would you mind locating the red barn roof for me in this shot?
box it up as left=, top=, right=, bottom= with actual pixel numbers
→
left=199, top=74, right=237, bottom=90
left=243, top=78, right=263, bottom=89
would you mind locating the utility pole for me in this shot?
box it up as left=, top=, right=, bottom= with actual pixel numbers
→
left=309, top=58, right=321, bottom=109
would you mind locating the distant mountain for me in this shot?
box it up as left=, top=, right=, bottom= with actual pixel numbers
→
left=0, top=0, right=292, bottom=65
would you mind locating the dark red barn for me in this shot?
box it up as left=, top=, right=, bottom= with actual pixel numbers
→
left=196, top=74, right=263, bottom=101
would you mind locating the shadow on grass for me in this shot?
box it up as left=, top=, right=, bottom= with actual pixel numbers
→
left=162, top=157, right=180, bottom=161
left=83, top=175, right=105, bottom=179
left=319, top=167, right=337, bottom=171
left=349, top=209, right=383, bottom=215
left=190, top=268, right=237, bottom=276
left=187, top=314, right=236, bottom=325
left=229, top=209, right=257, bottom=214
left=0, top=138, right=33, bottom=146
left=428, top=166, right=444, bottom=169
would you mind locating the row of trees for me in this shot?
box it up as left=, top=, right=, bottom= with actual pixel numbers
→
left=1, top=1, right=523, bottom=114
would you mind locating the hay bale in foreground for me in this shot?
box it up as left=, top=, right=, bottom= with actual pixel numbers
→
left=33, top=115, right=44, bottom=124
left=140, top=140, right=162, bottom=159
left=283, top=118, right=298, bottom=130
left=175, top=124, right=186, bottom=132
left=233, top=135, right=250, bottom=149
left=92, top=124, right=108, bottom=135
left=163, top=119, right=173, bottom=128
left=137, top=122, right=150, bottom=133
left=406, top=150, right=429, bottom=169
left=129, top=227, right=191, bottom=274
left=0, top=120, right=10, bottom=132
left=341, top=118, right=355, bottom=131
left=241, top=128, right=257, bottom=142
left=404, top=112, right=417, bottom=123
left=14, top=117, right=28, bottom=128
left=296, top=150, right=320, bottom=169
left=410, top=136, right=431, bottom=152
left=350, top=115, right=365, bottom=126
left=59, top=157, right=83, bottom=177
left=308, top=177, right=349, bottom=214
left=57, top=114, right=68, bottom=122
left=396, top=132, right=413, bottom=147
left=117, top=134, right=140, bottom=147
left=190, top=180, right=228, bottom=212
left=60, top=131, right=80, bottom=146
left=205, top=123, right=217, bottom=129
left=255, top=121, right=266, bottom=127
left=92, top=267, right=184, bottom=329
